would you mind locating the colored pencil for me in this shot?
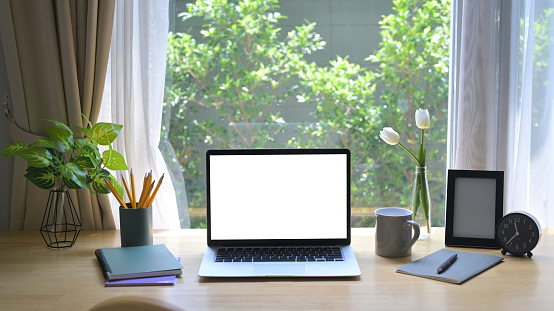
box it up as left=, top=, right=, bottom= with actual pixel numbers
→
left=104, top=178, right=126, bottom=208
left=137, top=172, right=149, bottom=209
left=121, top=175, right=133, bottom=207
left=139, top=179, right=155, bottom=209
left=130, top=169, right=137, bottom=209
left=111, top=169, right=165, bottom=209
left=145, top=174, right=164, bottom=207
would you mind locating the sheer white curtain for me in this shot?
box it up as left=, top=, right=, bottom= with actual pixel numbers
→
left=508, top=0, right=554, bottom=227
left=99, top=0, right=181, bottom=229
left=448, top=0, right=501, bottom=170
left=450, top=0, right=554, bottom=227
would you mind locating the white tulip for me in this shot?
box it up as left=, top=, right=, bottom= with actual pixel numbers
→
left=379, top=127, right=400, bottom=145
left=415, top=108, right=430, bottom=129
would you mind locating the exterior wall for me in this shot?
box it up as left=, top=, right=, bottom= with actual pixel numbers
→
left=171, top=0, right=393, bottom=122
left=174, top=0, right=393, bottom=68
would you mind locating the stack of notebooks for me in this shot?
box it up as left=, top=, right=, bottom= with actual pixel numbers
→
left=95, top=244, right=183, bottom=287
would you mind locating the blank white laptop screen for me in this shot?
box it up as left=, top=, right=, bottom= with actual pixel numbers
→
left=208, top=153, right=348, bottom=241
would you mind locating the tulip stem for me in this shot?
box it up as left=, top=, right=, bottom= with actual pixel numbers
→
left=398, top=142, right=422, bottom=167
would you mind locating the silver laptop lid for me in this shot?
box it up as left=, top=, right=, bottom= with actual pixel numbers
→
left=206, top=149, right=351, bottom=247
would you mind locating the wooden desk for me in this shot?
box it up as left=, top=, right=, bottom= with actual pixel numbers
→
left=1, top=228, right=553, bottom=311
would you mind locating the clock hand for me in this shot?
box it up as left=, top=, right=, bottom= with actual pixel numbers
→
left=514, top=222, right=519, bottom=234
left=506, top=232, right=519, bottom=244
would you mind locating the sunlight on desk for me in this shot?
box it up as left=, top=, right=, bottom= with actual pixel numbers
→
left=1, top=228, right=554, bottom=310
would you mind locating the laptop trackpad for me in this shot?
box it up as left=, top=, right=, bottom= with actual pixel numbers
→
left=254, top=263, right=306, bottom=276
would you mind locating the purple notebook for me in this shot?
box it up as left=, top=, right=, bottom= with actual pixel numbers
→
left=104, top=257, right=180, bottom=287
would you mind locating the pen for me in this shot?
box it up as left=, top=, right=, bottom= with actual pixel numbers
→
left=437, top=254, right=457, bottom=274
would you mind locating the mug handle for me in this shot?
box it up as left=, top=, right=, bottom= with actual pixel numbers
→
left=403, top=220, right=420, bottom=251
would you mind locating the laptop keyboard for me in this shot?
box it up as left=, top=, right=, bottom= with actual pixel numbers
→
left=215, top=246, right=344, bottom=262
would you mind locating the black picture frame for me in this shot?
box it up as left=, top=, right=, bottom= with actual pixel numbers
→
left=445, top=169, right=504, bottom=248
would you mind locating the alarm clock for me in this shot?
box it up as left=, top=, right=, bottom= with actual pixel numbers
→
left=495, top=211, right=541, bottom=258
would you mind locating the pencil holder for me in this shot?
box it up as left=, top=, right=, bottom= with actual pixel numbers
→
left=119, top=204, right=153, bottom=247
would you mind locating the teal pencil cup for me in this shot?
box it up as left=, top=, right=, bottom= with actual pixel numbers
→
left=119, top=204, right=153, bottom=247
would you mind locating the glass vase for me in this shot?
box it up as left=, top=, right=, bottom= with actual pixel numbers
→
left=411, top=166, right=431, bottom=239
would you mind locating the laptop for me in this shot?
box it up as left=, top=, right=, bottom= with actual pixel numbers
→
left=198, top=148, right=361, bottom=277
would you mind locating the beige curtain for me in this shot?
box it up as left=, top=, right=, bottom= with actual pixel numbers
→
left=0, top=0, right=116, bottom=230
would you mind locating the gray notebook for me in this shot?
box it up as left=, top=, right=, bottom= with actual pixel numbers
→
left=95, top=244, right=183, bottom=280
left=396, top=248, right=503, bottom=284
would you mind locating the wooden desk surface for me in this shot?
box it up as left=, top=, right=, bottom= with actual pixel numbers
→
left=1, top=228, right=554, bottom=311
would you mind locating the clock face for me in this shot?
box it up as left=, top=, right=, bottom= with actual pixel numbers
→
left=496, top=212, right=541, bottom=255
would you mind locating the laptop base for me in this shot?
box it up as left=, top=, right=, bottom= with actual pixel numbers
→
left=198, top=245, right=361, bottom=277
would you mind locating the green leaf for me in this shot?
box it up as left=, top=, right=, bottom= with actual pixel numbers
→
left=79, top=128, right=95, bottom=144
left=17, top=147, right=52, bottom=167
left=46, top=148, right=65, bottom=163
left=109, top=176, right=125, bottom=199
left=102, top=150, right=128, bottom=170
left=46, top=148, right=66, bottom=171
left=24, top=166, right=56, bottom=189
left=46, top=126, right=73, bottom=152
left=47, top=119, right=73, bottom=135
left=81, top=113, right=93, bottom=130
left=419, top=170, right=430, bottom=229
left=58, top=162, right=86, bottom=189
left=417, top=144, right=424, bottom=165
left=78, top=139, right=101, bottom=165
left=412, top=174, right=422, bottom=217
left=92, top=177, right=111, bottom=194
left=72, top=155, right=95, bottom=169
left=92, top=172, right=120, bottom=195
left=32, top=138, right=54, bottom=148
left=0, top=141, right=25, bottom=157
left=92, top=123, right=123, bottom=146
left=63, top=175, right=82, bottom=189
left=98, top=169, right=112, bottom=179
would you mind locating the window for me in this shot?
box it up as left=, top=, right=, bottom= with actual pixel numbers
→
left=162, top=0, right=451, bottom=228
left=507, top=0, right=554, bottom=225
left=449, top=0, right=554, bottom=227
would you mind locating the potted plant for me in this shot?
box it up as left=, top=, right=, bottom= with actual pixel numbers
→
left=1, top=115, right=128, bottom=248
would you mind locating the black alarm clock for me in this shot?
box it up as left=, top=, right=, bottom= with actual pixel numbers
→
left=495, top=211, right=541, bottom=258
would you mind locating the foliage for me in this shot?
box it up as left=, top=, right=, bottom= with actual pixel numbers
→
left=292, top=0, right=450, bottom=225
left=164, top=0, right=451, bottom=228
left=367, top=0, right=451, bottom=225
left=164, top=0, right=324, bottom=223
left=1, top=116, right=128, bottom=197
left=292, top=57, right=380, bottom=210
left=528, top=7, right=554, bottom=154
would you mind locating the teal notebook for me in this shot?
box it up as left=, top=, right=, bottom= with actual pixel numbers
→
left=95, top=244, right=183, bottom=281
left=396, top=248, right=503, bottom=284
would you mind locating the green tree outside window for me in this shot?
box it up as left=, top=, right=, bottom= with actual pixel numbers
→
left=163, top=0, right=450, bottom=228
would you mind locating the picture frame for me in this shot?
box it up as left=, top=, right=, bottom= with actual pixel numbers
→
left=445, top=169, right=504, bottom=248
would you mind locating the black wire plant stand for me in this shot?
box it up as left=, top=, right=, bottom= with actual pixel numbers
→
left=40, top=189, right=82, bottom=248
